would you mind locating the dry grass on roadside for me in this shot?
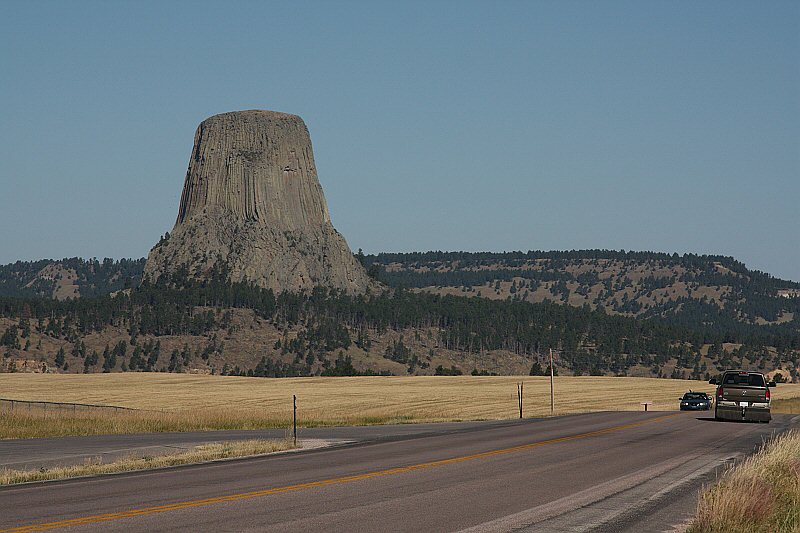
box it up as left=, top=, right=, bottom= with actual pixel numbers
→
left=1, top=408, right=287, bottom=439
left=3, top=373, right=800, bottom=439
left=689, top=430, right=800, bottom=533
left=772, top=397, right=800, bottom=414
left=0, top=439, right=296, bottom=486
left=0, top=407, right=416, bottom=440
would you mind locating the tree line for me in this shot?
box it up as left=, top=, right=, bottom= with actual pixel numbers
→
left=1, top=267, right=799, bottom=377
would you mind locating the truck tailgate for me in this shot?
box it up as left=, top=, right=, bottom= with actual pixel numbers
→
left=721, top=385, right=767, bottom=403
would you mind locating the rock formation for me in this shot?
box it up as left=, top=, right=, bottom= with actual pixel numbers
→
left=144, top=110, right=373, bottom=293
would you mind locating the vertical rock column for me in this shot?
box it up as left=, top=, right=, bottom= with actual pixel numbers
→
left=144, top=110, right=373, bottom=294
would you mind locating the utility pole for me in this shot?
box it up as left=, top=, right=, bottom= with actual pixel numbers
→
left=549, top=348, right=555, bottom=415
left=292, top=394, right=297, bottom=447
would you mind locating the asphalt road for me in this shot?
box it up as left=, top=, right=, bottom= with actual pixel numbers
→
left=0, top=419, right=520, bottom=471
left=1, top=411, right=797, bottom=533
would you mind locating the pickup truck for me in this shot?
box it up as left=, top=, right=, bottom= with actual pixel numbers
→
left=709, top=371, right=775, bottom=423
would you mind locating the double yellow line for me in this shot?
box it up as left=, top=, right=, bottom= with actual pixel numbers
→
left=2, top=413, right=681, bottom=532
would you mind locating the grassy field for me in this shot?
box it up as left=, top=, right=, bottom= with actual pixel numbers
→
left=689, top=430, right=800, bottom=533
left=772, top=397, right=800, bottom=414
left=3, top=374, right=800, bottom=439
left=0, top=439, right=296, bottom=485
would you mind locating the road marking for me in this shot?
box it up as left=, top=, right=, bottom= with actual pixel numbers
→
left=2, top=413, right=681, bottom=533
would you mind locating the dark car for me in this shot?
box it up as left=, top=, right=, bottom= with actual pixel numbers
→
left=709, top=371, right=775, bottom=423
left=679, top=391, right=712, bottom=410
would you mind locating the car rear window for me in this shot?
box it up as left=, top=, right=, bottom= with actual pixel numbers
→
left=684, top=393, right=706, bottom=399
left=722, top=373, right=766, bottom=387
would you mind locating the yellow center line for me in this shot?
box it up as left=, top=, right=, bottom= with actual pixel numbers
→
left=2, top=412, right=682, bottom=532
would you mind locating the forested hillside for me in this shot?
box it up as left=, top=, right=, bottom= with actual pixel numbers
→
left=361, top=250, right=800, bottom=330
left=0, top=258, right=144, bottom=299
left=1, top=267, right=799, bottom=381
left=5, top=250, right=798, bottom=330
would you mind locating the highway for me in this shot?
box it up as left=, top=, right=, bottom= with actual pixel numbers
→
left=1, top=411, right=797, bottom=533
left=0, top=420, right=518, bottom=471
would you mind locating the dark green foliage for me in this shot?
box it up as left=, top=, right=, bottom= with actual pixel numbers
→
left=384, top=338, right=412, bottom=364
left=129, top=345, right=144, bottom=371
left=354, top=248, right=366, bottom=267
left=84, top=350, right=99, bottom=373
left=354, top=327, right=372, bottom=350
left=320, top=352, right=358, bottom=376
left=54, top=346, right=65, bottom=368
left=122, top=339, right=163, bottom=371
left=363, top=250, right=798, bottom=286
left=147, top=341, right=161, bottom=369
left=0, top=258, right=145, bottom=298
left=383, top=338, right=429, bottom=373
left=0, top=255, right=798, bottom=378
left=180, top=344, right=191, bottom=368
left=114, top=341, right=127, bottom=359
left=102, top=344, right=116, bottom=372
left=201, top=336, right=221, bottom=361
left=434, top=365, right=463, bottom=376
left=529, top=361, right=544, bottom=376
left=363, top=250, right=800, bottom=328
left=168, top=349, right=180, bottom=372
left=19, top=318, right=30, bottom=338
left=250, top=355, right=310, bottom=377
left=1, top=326, right=20, bottom=349
left=71, top=341, right=84, bottom=359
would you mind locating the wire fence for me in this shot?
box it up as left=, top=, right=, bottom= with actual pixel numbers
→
left=0, top=398, right=145, bottom=414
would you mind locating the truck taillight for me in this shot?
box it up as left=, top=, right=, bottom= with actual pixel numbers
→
left=717, top=387, right=724, bottom=398
left=766, top=388, right=770, bottom=401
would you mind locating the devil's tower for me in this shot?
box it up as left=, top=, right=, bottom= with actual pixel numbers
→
left=144, top=110, right=373, bottom=293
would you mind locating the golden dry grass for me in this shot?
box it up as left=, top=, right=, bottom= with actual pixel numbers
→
left=0, top=439, right=296, bottom=485
left=689, top=430, right=800, bottom=533
left=772, top=397, right=800, bottom=414
left=3, top=374, right=800, bottom=439
left=0, top=409, right=299, bottom=439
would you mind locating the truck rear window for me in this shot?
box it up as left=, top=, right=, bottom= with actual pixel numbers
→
left=722, top=373, right=766, bottom=387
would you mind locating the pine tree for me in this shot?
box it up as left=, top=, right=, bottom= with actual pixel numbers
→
left=55, top=346, right=66, bottom=368
left=1, top=326, right=20, bottom=349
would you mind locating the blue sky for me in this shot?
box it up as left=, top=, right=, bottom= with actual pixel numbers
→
left=1, top=1, right=798, bottom=280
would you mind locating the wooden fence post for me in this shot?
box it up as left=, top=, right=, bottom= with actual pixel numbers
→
left=293, top=395, right=297, bottom=446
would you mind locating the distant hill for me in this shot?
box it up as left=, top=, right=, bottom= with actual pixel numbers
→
left=0, top=258, right=144, bottom=299
left=1, top=250, right=798, bottom=382
left=4, top=250, right=799, bottom=331
left=361, top=250, right=800, bottom=330
left=0, top=274, right=798, bottom=382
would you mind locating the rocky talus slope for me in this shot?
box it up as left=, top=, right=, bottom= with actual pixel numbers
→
left=144, top=110, right=373, bottom=293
